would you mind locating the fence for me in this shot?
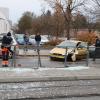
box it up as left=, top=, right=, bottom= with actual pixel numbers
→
left=1, top=45, right=100, bottom=68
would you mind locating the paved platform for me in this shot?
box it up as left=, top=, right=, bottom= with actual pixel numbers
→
left=19, top=49, right=49, bottom=56
left=0, top=66, right=100, bottom=83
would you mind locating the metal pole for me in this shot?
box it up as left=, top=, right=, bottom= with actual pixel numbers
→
left=35, top=41, right=42, bottom=68
left=86, top=43, right=89, bottom=66
left=64, top=47, right=68, bottom=67
left=11, top=48, right=14, bottom=67
left=37, top=45, right=42, bottom=67
left=13, top=46, right=16, bottom=67
left=24, top=43, right=27, bottom=56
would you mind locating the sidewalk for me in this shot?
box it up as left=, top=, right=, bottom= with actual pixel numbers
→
left=19, top=49, right=49, bottom=56
left=0, top=66, right=100, bottom=83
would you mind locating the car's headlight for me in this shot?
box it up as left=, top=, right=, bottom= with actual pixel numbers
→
left=50, top=50, right=53, bottom=54
left=62, top=54, right=65, bottom=56
left=67, top=49, right=74, bottom=54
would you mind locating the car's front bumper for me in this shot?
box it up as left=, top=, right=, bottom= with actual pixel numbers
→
left=49, top=54, right=64, bottom=59
left=49, top=53, right=73, bottom=60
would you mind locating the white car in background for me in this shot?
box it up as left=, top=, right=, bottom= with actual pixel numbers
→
left=29, top=35, right=49, bottom=45
left=0, top=33, right=19, bottom=57
left=89, top=45, right=95, bottom=58
left=40, top=36, right=49, bottom=45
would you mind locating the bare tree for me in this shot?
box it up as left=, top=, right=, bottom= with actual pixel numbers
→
left=52, top=0, right=64, bottom=38
left=93, top=0, right=100, bottom=22
left=18, top=11, right=33, bottom=33
left=92, top=0, right=100, bottom=7
left=84, top=0, right=100, bottom=32
left=44, top=0, right=86, bottom=39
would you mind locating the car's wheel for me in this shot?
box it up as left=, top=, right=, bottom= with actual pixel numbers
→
left=71, top=54, right=76, bottom=62
left=50, top=57, right=54, bottom=61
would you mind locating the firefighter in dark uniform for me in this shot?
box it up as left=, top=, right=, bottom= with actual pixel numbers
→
left=93, top=36, right=100, bottom=61
left=23, top=32, right=29, bottom=51
left=35, top=33, right=41, bottom=51
left=1, top=32, right=13, bottom=67
left=35, top=33, right=41, bottom=46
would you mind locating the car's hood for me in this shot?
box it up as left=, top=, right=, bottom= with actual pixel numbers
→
left=41, top=39, right=49, bottom=42
left=17, top=38, right=24, bottom=42
left=50, top=47, right=66, bottom=55
left=50, top=47, right=76, bottom=55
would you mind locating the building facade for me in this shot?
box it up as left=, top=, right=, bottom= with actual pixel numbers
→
left=0, top=7, right=11, bottom=34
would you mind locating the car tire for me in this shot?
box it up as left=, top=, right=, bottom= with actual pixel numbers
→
left=71, top=54, right=76, bottom=62
left=50, top=57, right=54, bottom=61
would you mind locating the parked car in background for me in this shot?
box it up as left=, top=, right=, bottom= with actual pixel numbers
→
left=29, top=35, right=35, bottom=45
left=40, top=35, right=49, bottom=45
left=49, top=40, right=87, bottom=61
left=15, top=34, right=32, bottom=45
left=89, top=45, right=95, bottom=58
left=0, top=33, right=19, bottom=57
left=29, top=35, right=49, bottom=45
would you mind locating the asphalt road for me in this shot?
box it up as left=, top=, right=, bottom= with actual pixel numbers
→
left=7, top=57, right=100, bottom=68
left=0, top=80, right=100, bottom=99
left=20, top=97, right=100, bottom=100
left=0, top=56, right=89, bottom=68
left=0, top=56, right=99, bottom=68
left=0, top=57, right=100, bottom=99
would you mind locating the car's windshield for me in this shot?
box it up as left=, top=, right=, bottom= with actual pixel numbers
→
left=30, top=35, right=35, bottom=39
left=57, top=41, right=77, bottom=48
left=42, top=36, right=48, bottom=40
left=16, top=34, right=24, bottom=39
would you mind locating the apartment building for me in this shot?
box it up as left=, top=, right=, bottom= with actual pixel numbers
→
left=0, top=7, right=11, bottom=34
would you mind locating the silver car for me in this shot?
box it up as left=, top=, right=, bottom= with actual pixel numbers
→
left=29, top=35, right=49, bottom=45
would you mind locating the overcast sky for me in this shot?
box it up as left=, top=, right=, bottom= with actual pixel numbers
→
left=0, top=0, right=50, bottom=23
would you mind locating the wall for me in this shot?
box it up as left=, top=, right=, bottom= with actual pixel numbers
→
left=0, top=7, right=11, bottom=34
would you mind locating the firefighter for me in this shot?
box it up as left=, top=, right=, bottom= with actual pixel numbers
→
left=1, top=32, right=13, bottom=67
left=34, top=33, right=41, bottom=52
left=23, top=32, right=29, bottom=51
left=35, top=33, right=41, bottom=47
left=93, top=36, right=100, bottom=61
